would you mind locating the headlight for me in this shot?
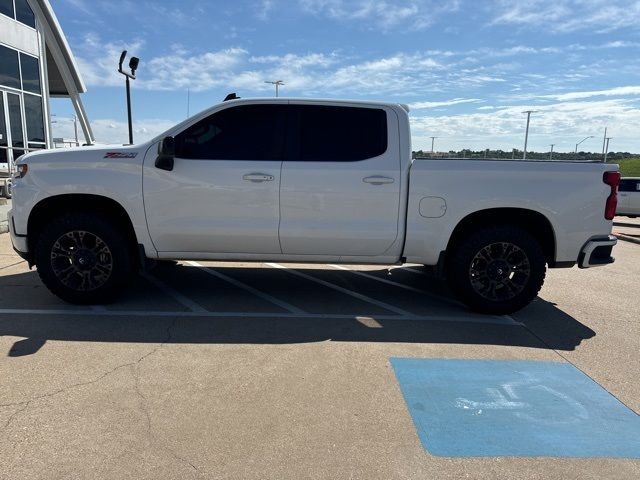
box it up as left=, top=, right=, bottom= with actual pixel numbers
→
left=14, top=164, right=28, bottom=179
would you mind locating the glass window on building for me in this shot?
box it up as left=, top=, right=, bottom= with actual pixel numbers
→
left=14, top=0, right=35, bottom=28
left=0, top=45, right=21, bottom=90
left=24, top=93, right=45, bottom=146
left=20, top=53, right=41, bottom=94
left=7, top=93, right=25, bottom=157
left=0, top=0, right=14, bottom=19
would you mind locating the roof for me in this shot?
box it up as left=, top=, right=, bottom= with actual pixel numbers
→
left=29, top=0, right=87, bottom=95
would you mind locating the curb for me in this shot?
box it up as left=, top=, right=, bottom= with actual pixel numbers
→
left=614, top=232, right=640, bottom=245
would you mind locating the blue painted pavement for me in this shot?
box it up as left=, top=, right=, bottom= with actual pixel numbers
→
left=390, top=358, right=640, bottom=458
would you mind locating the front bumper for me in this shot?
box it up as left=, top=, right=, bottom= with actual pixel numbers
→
left=578, top=235, right=617, bottom=268
left=8, top=210, right=29, bottom=260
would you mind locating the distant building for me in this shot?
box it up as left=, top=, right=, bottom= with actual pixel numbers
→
left=0, top=0, right=93, bottom=173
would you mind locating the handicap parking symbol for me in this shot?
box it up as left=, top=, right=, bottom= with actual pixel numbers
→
left=391, top=358, right=640, bottom=458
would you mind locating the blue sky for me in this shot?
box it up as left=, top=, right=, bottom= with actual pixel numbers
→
left=50, top=0, right=640, bottom=153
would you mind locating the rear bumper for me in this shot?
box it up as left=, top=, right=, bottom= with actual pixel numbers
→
left=578, top=235, right=617, bottom=268
left=8, top=210, right=29, bottom=260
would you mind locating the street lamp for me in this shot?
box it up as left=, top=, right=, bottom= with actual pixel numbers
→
left=522, top=110, right=536, bottom=159
left=575, top=136, right=594, bottom=154
left=118, top=51, right=140, bottom=145
left=265, top=80, right=284, bottom=97
left=549, top=144, right=555, bottom=160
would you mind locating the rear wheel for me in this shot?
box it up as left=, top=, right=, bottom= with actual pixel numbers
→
left=35, top=213, right=136, bottom=304
left=446, top=226, right=546, bottom=314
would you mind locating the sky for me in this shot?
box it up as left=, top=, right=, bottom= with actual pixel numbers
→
left=49, top=0, right=640, bottom=153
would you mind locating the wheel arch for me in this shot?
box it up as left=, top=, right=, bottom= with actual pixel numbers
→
left=445, top=208, right=557, bottom=266
left=27, top=194, right=139, bottom=266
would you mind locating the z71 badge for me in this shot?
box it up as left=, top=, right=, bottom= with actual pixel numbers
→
left=103, top=152, right=138, bottom=159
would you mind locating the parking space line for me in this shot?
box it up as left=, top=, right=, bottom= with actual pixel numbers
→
left=186, top=261, right=306, bottom=314
left=389, top=265, right=428, bottom=276
left=141, top=272, right=208, bottom=313
left=266, top=263, right=416, bottom=317
left=328, top=264, right=462, bottom=307
left=0, top=260, right=26, bottom=271
left=0, top=308, right=517, bottom=325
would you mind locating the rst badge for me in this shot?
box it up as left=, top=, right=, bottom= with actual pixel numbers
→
left=103, top=152, right=138, bottom=159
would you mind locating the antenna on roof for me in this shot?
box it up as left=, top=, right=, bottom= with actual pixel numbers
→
left=224, top=93, right=239, bottom=101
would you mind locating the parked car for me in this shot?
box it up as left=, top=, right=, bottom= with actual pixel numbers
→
left=616, top=177, right=640, bottom=218
left=8, top=98, right=620, bottom=314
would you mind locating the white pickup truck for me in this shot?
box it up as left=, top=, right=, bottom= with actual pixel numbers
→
left=8, top=98, right=621, bottom=314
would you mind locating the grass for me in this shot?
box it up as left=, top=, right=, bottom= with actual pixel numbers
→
left=609, top=158, right=640, bottom=177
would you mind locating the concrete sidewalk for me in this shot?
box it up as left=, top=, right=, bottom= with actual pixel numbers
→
left=0, top=198, right=9, bottom=234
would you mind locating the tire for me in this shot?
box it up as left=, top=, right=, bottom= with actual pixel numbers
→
left=446, top=226, right=546, bottom=315
left=35, top=213, right=136, bottom=304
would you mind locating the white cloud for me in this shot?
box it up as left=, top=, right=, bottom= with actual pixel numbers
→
left=491, top=0, right=640, bottom=33
left=411, top=98, right=640, bottom=152
left=298, top=0, right=460, bottom=31
left=52, top=118, right=175, bottom=145
left=541, top=86, right=640, bottom=101
left=411, top=98, right=482, bottom=109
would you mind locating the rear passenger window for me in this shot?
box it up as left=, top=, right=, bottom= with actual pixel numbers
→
left=175, top=104, right=286, bottom=160
left=619, top=180, right=637, bottom=192
left=292, top=105, right=387, bottom=161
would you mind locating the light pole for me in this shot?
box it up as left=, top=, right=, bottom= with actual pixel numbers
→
left=575, top=135, right=594, bottom=154
left=549, top=144, right=555, bottom=160
left=265, top=80, right=284, bottom=97
left=604, top=137, right=612, bottom=162
left=602, top=127, right=608, bottom=154
left=522, top=110, right=536, bottom=159
left=118, top=51, right=140, bottom=145
left=429, top=136, right=438, bottom=155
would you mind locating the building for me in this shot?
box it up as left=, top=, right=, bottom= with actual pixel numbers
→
left=1, top=0, right=93, bottom=176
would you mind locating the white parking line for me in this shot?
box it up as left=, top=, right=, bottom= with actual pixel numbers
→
left=328, top=264, right=462, bottom=307
left=0, top=308, right=518, bottom=325
left=186, top=261, right=306, bottom=314
left=142, top=272, right=208, bottom=313
left=266, top=263, right=416, bottom=317
left=389, top=265, right=428, bottom=276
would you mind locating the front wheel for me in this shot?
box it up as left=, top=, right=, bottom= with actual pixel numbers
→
left=446, top=226, right=546, bottom=315
left=35, top=213, right=136, bottom=304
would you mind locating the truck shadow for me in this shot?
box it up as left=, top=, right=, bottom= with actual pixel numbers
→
left=0, top=267, right=595, bottom=357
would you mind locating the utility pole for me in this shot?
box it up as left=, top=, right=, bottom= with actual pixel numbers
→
left=522, top=110, right=536, bottom=159
left=429, top=136, right=437, bottom=155
left=265, top=80, right=284, bottom=97
left=604, top=137, right=612, bottom=162
left=549, top=144, right=555, bottom=160
left=72, top=114, right=79, bottom=146
left=602, top=127, right=608, bottom=155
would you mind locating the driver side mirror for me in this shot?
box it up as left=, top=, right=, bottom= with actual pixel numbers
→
left=155, top=136, right=175, bottom=171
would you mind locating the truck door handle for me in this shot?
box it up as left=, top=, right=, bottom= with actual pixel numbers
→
left=243, top=173, right=274, bottom=183
left=363, top=176, right=395, bottom=185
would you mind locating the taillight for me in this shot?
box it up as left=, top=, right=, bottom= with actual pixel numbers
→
left=603, top=171, right=621, bottom=220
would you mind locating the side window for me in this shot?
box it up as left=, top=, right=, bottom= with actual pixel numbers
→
left=292, top=105, right=388, bottom=161
left=619, top=180, right=635, bottom=192
left=175, top=104, right=286, bottom=160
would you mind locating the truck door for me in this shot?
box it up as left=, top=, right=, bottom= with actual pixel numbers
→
left=143, top=103, right=286, bottom=254
left=279, top=104, right=401, bottom=256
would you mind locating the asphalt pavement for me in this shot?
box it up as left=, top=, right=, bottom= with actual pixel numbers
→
left=0, top=232, right=638, bottom=479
